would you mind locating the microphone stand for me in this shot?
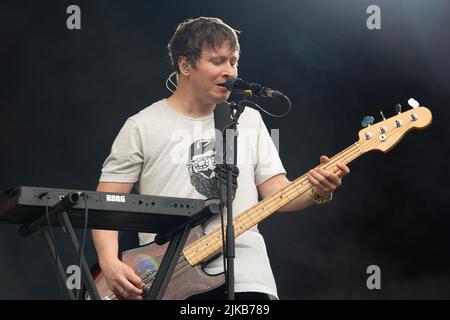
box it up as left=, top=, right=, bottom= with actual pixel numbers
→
left=217, top=85, right=290, bottom=299
left=217, top=100, right=245, bottom=300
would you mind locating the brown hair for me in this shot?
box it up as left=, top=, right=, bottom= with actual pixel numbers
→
left=168, top=17, right=240, bottom=73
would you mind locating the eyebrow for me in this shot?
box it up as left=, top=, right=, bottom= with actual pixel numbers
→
left=209, top=53, right=239, bottom=60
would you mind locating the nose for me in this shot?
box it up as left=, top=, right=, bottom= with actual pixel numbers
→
left=222, top=62, right=237, bottom=78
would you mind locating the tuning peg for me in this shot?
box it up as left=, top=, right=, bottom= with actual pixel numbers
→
left=380, top=110, right=386, bottom=121
left=395, top=104, right=402, bottom=114
left=408, top=98, right=420, bottom=108
left=361, top=116, right=374, bottom=128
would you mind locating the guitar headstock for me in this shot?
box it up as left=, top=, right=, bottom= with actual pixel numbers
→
left=357, top=102, right=432, bottom=154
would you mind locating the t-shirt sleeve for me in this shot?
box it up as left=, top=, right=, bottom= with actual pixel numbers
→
left=254, top=112, right=287, bottom=186
left=99, top=118, right=143, bottom=183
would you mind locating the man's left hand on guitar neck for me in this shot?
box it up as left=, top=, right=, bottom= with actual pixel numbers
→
left=257, top=155, right=350, bottom=212
left=307, top=155, right=350, bottom=203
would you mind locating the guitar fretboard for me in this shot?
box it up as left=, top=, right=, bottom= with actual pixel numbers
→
left=182, top=142, right=363, bottom=266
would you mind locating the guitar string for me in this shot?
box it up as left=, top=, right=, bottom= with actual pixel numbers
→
left=215, top=122, right=407, bottom=254
left=183, top=143, right=362, bottom=263
left=178, top=141, right=366, bottom=264
left=180, top=123, right=407, bottom=275
left=184, top=121, right=406, bottom=263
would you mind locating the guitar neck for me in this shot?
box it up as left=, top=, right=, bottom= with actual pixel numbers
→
left=182, top=142, right=364, bottom=266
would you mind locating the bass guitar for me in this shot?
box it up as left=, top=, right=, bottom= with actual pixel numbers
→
left=88, top=103, right=432, bottom=300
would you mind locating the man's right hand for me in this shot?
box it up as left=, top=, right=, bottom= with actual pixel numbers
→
left=100, top=258, right=144, bottom=300
left=93, top=182, right=141, bottom=299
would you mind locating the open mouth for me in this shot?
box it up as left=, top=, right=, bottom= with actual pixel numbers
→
left=216, top=83, right=226, bottom=88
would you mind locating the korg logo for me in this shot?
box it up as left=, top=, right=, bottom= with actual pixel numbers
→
left=106, top=195, right=126, bottom=203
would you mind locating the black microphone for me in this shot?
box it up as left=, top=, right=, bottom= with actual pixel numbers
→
left=224, top=77, right=283, bottom=97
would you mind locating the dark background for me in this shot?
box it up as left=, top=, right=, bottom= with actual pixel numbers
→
left=1, top=0, right=449, bottom=299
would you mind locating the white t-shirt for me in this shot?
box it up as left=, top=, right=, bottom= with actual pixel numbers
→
left=99, top=99, right=286, bottom=298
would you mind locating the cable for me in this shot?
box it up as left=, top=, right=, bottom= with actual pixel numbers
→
left=217, top=117, right=241, bottom=295
left=75, top=192, right=89, bottom=300
left=165, top=71, right=178, bottom=93
left=239, top=94, right=292, bottom=118
left=217, top=166, right=228, bottom=280
left=44, top=194, right=63, bottom=299
left=169, top=71, right=177, bottom=87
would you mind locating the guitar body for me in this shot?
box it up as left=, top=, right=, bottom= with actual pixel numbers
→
left=88, top=224, right=225, bottom=300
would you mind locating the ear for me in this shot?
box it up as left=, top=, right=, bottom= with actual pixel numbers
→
left=178, top=56, right=190, bottom=76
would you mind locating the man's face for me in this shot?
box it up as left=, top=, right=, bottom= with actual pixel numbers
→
left=189, top=41, right=239, bottom=104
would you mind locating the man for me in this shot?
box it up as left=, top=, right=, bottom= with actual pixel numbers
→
left=92, top=17, right=350, bottom=300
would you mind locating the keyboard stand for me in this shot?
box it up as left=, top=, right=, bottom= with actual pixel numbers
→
left=19, top=192, right=101, bottom=300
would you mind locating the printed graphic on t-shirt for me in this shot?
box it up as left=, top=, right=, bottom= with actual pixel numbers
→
left=186, top=139, right=220, bottom=199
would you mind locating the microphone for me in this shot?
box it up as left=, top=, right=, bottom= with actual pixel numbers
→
left=224, top=77, right=283, bottom=97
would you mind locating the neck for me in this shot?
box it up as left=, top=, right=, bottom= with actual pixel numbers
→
left=167, top=82, right=215, bottom=118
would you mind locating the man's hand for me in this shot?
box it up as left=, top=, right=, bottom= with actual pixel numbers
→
left=100, top=257, right=144, bottom=300
left=92, top=182, right=141, bottom=299
left=306, top=155, right=350, bottom=199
